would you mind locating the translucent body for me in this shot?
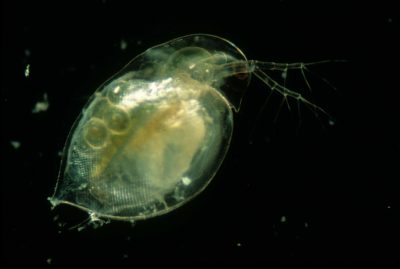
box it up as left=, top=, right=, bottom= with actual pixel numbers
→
left=50, top=34, right=251, bottom=220
left=50, top=34, right=328, bottom=221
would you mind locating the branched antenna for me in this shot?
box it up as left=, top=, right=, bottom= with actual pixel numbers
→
left=252, top=66, right=329, bottom=117
left=246, top=59, right=346, bottom=133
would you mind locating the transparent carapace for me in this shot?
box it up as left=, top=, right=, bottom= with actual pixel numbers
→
left=49, top=34, right=329, bottom=222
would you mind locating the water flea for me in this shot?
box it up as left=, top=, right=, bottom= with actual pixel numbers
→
left=49, top=34, right=338, bottom=224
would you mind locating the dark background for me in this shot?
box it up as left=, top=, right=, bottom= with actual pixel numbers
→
left=2, top=0, right=398, bottom=264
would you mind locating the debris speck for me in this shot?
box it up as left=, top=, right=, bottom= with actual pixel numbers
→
left=123, top=254, right=128, bottom=259
left=24, top=64, right=30, bottom=77
left=236, top=242, right=242, bottom=247
left=46, top=258, right=52, bottom=264
left=32, top=93, right=49, bottom=113
left=136, top=40, right=142, bottom=46
left=304, top=222, right=309, bottom=228
left=24, top=49, right=31, bottom=57
left=120, top=39, right=128, bottom=50
left=328, top=119, right=335, bottom=126
left=57, top=150, right=63, bottom=157
left=388, top=17, right=392, bottom=23
left=387, top=205, right=391, bottom=209
left=10, top=140, right=21, bottom=149
left=280, top=216, right=287, bottom=223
